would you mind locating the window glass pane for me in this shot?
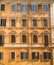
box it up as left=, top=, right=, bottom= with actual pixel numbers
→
left=11, top=19, right=15, bottom=26
left=43, top=19, right=48, bottom=27
left=32, top=52, right=39, bottom=59
left=11, top=35, right=15, bottom=43
left=31, top=4, right=38, bottom=12
left=0, top=52, right=3, bottom=60
left=21, top=52, right=28, bottom=59
left=44, top=35, right=49, bottom=46
left=33, top=19, right=37, bottom=26
left=11, top=4, right=17, bottom=11
left=43, top=4, right=48, bottom=12
left=0, top=19, right=6, bottom=27
left=22, top=19, right=26, bottom=27
left=44, top=52, right=51, bottom=60
left=22, top=35, right=26, bottom=43
left=1, top=19, right=6, bottom=26
left=21, top=5, right=28, bottom=12
left=11, top=52, right=15, bottom=60
left=1, top=4, right=5, bottom=11
left=0, top=35, right=4, bottom=46
left=33, top=34, right=38, bottom=43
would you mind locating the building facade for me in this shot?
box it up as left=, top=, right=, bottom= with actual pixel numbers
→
left=51, top=2, right=54, bottom=65
left=0, top=0, right=53, bottom=65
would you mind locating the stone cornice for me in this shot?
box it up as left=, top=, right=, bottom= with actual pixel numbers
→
left=0, top=0, right=53, bottom=3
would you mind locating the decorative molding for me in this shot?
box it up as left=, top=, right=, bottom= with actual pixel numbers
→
left=0, top=0, right=53, bottom=4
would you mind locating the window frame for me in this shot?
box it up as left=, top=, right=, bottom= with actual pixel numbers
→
left=32, top=33, right=38, bottom=44
left=10, top=34, right=16, bottom=43
left=21, top=18, right=27, bottom=27
left=21, top=4, right=28, bottom=12
left=42, top=18, right=48, bottom=27
left=31, top=3, right=38, bottom=13
left=43, top=33, right=49, bottom=46
left=0, top=3, right=5, bottom=11
left=42, top=4, right=49, bottom=13
left=21, top=33, right=28, bottom=44
left=11, top=3, right=17, bottom=12
left=43, top=52, right=51, bottom=61
left=21, top=52, right=28, bottom=60
left=0, top=52, right=4, bottom=60
left=0, top=18, right=6, bottom=27
left=32, top=18, right=37, bottom=27
left=10, top=18, right=16, bottom=27
left=10, top=51, right=16, bottom=61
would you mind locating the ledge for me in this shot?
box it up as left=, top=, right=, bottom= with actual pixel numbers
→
left=0, top=0, right=53, bottom=3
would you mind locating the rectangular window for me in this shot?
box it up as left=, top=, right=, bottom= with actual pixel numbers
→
left=11, top=35, right=16, bottom=43
left=0, top=52, right=3, bottom=60
left=0, top=35, right=4, bottom=46
left=44, top=35, right=49, bottom=46
left=32, top=52, right=39, bottom=60
left=31, top=4, right=38, bottom=12
left=11, top=52, right=15, bottom=60
left=33, top=34, right=38, bottom=43
left=1, top=4, right=5, bottom=11
left=0, top=19, right=6, bottom=27
left=32, top=19, right=37, bottom=27
left=43, top=19, right=48, bottom=27
left=21, top=4, right=28, bottom=12
left=42, top=4, right=48, bottom=12
left=22, top=34, right=27, bottom=43
left=43, top=52, right=51, bottom=60
left=22, top=19, right=27, bottom=27
left=11, top=19, right=16, bottom=27
left=21, top=52, right=28, bottom=60
left=11, top=4, right=17, bottom=11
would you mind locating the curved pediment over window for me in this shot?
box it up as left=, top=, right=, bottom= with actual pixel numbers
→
left=0, top=30, right=5, bottom=34
left=9, top=30, right=17, bottom=34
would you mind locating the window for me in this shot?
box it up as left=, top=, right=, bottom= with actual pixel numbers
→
left=0, top=52, right=3, bottom=60
left=43, top=52, right=51, bottom=60
left=21, top=52, right=28, bottom=60
left=32, top=52, right=39, bottom=60
left=22, top=34, right=27, bottom=43
left=32, top=19, right=37, bottom=27
left=43, top=19, right=48, bottom=27
left=1, top=4, right=5, bottom=11
left=42, top=4, right=48, bottom=12
left=21, top=4, right=28, bottom=12
left=11, top=35, right=16, bottom=43
left=0, top=19, right=6, bottom=27
left=31, top=4, right=38, bottom=12
left=11, top=52, right=15, bottom=60
left=22, top=19, right=27, bottom=27
left=11, top=4, right=17, bottom=11
left=11, top=19, right=16, bottom=27
left=33, top=34, right=38, bottom=43
left=44, top=35, right=49, bottom=46
left=0, top=35, right=4, bottom=46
